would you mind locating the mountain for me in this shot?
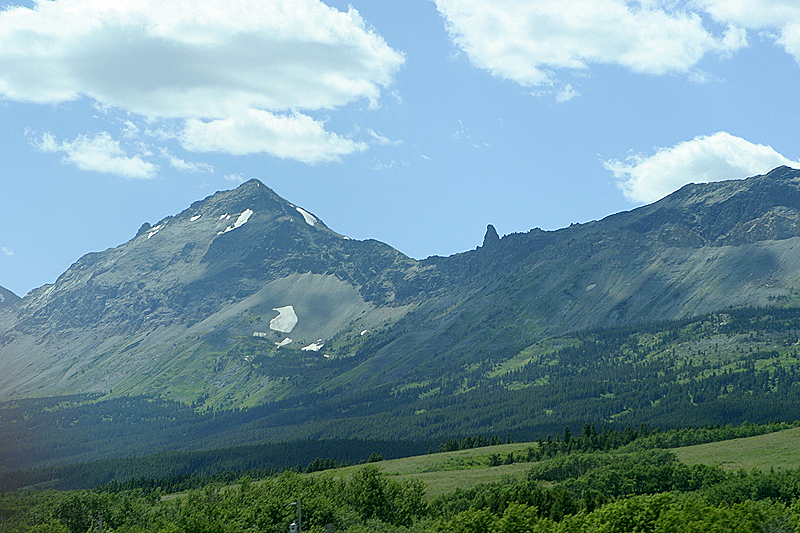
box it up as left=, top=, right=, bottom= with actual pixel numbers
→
left=339, top=165, right=800, bottom=392
left=0, top=285, right=20, bottom=310
left=3, top=166, right=800, bottom=461
left=0, top=179, right=455, bottom=405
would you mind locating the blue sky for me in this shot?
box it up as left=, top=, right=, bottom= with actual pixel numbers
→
left=3, top=0, right=800, bottom=297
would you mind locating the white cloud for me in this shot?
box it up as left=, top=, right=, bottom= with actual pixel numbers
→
left=555, top=84, right=579, bottom=103
left=373, top=159, right=408, bottom=171
left=224, top=173, right=246, bottom=183
left=0, top=0, right=403, bottom=163
left=158, top=147, right=214, bottom=172
left=697, top=1, right=800, bottom=63
left=368, top=129, right=402, bottom=146
left=434, top=0, right=747, bottom=88
left=2, top=247, right=13, bottom=257
left=606, top=132, right=800, bottom=203
left=181, top=109, right=367, bottom=163
left=121, top=120, right=140, bottom=139
left=34, top=132, right=158, bottom=179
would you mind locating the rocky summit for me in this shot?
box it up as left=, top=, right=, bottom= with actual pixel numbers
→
left=3, top=167, right=800, bottom=409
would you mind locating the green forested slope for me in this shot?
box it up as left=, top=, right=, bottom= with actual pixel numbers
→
left=5, top=305, right=800, bottom=476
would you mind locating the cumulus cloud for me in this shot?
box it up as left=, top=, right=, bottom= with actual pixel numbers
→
left=606, top=132, right=800, bottom=203
left=698, top=0, right=800, bottom=63
left=0, top=0, right=403, bottom=163
left=434, top=0, right=747, bottom=88
left=34, top=132, right=158, bottom=179
left=181, top=109, right=367, bottom=163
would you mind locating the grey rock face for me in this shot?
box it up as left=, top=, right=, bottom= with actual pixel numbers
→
left=0, top=285, right=20, bottom=309
left=482, top=224, right=500, bottom=248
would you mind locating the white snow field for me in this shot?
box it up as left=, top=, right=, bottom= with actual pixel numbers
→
left=269, top=305, right=298, bottom=333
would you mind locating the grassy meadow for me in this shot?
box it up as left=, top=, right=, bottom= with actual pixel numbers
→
left=673, top=426, right=800, bottom=472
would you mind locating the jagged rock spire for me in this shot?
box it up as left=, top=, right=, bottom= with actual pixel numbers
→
left=482, top=224, right=500, bottom=248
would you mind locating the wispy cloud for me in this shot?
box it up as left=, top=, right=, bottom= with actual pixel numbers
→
left=605, top=132, right=800, bottom=203
left=33, top=132, right=158, bottom=179
left=368, top=129, right=402, bottom=146
left=1, top=247, right=13, bottom=257
left=0, top=0, right=403, bottom=164
left=224, top=173, right=247, bottom=184
left=158, top=148, right=214, bottom=173
left=555, top=84, right=579, bottom=103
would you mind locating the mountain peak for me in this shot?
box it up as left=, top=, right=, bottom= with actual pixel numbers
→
left=482, top=224, right=500, bottom=248
left=764, top=165, right=799, bottom=180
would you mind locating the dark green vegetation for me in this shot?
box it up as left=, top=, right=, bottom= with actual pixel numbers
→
left=4, top=423, right=800, bottom=533
left=5, top=305, right=800, bottom=478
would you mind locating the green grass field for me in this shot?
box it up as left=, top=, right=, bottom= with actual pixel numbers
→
left=334, top=427, right=800, bottom=498
left=315, top=442, right=537, bottom=498
left=163, top=427, right=800, bottom=504
left=673, top=426, right=800, bottom=472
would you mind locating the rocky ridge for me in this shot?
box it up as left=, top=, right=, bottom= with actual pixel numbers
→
left=0, top=285, right=20, bottom=310
left=2, top=167, right=800, bottom=406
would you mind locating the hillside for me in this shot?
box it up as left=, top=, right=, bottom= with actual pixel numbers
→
left=4, top=297, right=800, bottom=474
left=0, top=285, right=19, bottom=309
left=4, top=167, right=800, bottom=469
left=4, top=167, right=800, bottom=405
left=675, top=426, right=800, bottom=472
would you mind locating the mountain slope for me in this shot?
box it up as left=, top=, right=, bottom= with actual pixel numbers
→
left=2, top=167, right=800, bottom=409
left=340, top=166, right=800, bottom=392
left=0, top=285, right=20, bottom=310
left=0, top=180, right=451, bottom=405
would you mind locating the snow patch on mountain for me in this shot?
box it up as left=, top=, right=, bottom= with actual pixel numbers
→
left=147, top=224, right=164, bottom=239
left=302, top=340, right=324, bottom=352
left=219, top=209, right=253, bottom=234
left=190, top=215, right=201, bottom=222
left=295, top=207, right=316, bottom=226
left=269, top=305, right=298, bottom=333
